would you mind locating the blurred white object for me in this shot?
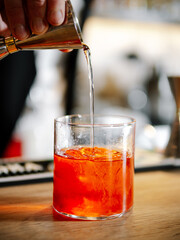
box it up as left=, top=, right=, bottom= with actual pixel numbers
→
left=100, top=106, right=149, bottom=136
left=136, top=124, right=170, bottom=152
left=12, top=50, right=65, bottom=160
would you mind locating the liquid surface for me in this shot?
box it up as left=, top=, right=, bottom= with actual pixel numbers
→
left=53, top=146, right=134, bottom=218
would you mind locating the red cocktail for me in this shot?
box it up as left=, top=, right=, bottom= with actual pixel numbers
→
left=53, top=115, right=135, bottom=220
left=53, top=146, right=134, bottom=219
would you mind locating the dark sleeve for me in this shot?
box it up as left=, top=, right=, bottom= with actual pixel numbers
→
left=0, top=51, right=36, bottom=157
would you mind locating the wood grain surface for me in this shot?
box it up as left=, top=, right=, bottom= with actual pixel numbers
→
left=0, top=170, right=180, bottom=240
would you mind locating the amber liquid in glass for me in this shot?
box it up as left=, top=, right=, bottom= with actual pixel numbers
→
left=53, top=147, right=134, bottom=218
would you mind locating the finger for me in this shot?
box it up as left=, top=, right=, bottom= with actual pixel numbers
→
left=0, top=11, right=11, bottom=37
left=0, top=0, right=10, bottom=37
left=27, top=0, right=49, bottom=35
left=47, top=0, right=65, bottom=26
left=4, top=0, right=29, bottom=40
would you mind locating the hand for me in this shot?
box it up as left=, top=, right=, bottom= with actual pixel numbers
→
left=0, top=0, right=66, bottom=40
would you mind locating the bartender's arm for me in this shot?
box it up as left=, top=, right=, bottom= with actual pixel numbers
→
left=0, top=0, right=66, bottom=40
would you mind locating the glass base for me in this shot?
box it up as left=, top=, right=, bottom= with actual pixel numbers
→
left=53, top=206, right=133, bottom=221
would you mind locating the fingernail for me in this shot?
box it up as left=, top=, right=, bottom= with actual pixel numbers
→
left=14, top=24, right=28, bottom=40
left=32, top=18, right=47, bottom=34
left=49, top=10, right=64, bottom=25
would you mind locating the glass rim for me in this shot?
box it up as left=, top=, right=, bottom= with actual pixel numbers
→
left=55, top=114, right=136, bottom=127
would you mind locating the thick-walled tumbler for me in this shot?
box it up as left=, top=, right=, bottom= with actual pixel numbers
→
left=53, top=115, right=136, bottom=220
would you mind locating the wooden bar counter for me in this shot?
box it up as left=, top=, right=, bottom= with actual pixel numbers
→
left=0, top=169, right=180, bottom=240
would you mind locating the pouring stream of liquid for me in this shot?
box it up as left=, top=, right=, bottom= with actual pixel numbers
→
left=83, top=43, right=94, bottom=147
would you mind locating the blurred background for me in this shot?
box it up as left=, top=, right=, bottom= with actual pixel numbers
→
left=1, top=0, right=180, bottom=162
